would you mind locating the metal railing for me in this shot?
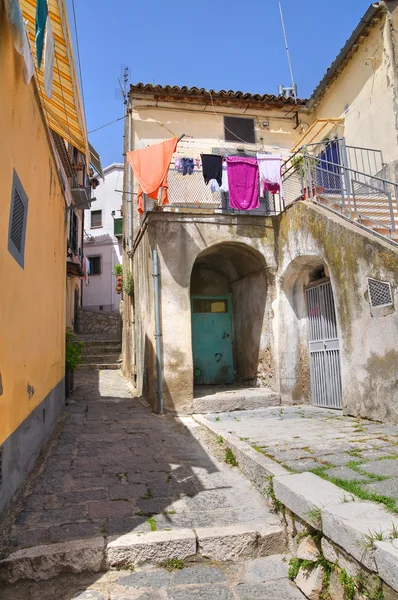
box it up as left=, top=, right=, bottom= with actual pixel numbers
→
left=302, top=154, right=398, bottom=235
left=142, top=167, right=284, bottom=218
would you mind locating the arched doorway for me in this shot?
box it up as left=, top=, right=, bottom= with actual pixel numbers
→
left=281, top=257, right=342, bottom=408
left=190, top=243, right=267, bottom=387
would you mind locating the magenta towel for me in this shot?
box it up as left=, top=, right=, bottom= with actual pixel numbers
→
left=226, top=156, right=259, bottom=210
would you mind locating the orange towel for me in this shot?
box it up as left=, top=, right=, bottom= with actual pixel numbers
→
left=127, top=137, right=178, bottom=213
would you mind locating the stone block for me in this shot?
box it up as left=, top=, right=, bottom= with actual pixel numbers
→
left=322, top=502, right=398, bottom=571
left=236, top=581, right=306, bottom=599
left=321, top=537, right=338, bottom=564
left=296, top=536, right=320, bottom=561
left=374, top=539, right=398, bottom=592
left=241, top=554, right=291, bottom=582
left=0, top=537, right=105, bottom=583
left=106, top=528, right=196, bottom=568
left=273, top=473, right=345, bottom=529
left=361, top=460, right=398, bottom=477
left=88, top=501, right=133, bottom=520
left=295, top=565, right=324, bottom=600
left=196, top=522, right=285, bottom=561
left=168, top=587, right=234, bottom=600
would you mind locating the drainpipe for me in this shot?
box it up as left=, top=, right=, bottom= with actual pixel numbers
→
left=153, top=246, right=163, bottom=415
left=127, top=97, right=133, bottom=250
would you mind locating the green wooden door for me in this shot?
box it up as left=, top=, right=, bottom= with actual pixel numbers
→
left=191, top=296, right=233, bottom=385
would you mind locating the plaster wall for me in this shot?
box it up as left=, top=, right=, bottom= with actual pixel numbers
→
left=277, top=202, right=398, bottom=424
left=135, top=213, right=278, bottom=413
left=313, top=16, right=398, bottom=167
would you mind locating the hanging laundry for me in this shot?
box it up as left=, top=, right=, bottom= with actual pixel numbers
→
left=257, top=154, right=283, bottom=197
left=127, top=137, right=178, bottom=214
left=182, top=158, right=194, bottom=175
left=5, top=0, right=25, bottom=54
left=44, top=15, right=54, bottom=97
left=226, top=156, right=259, bottom=210
left=210, top=165, right=229, bottom=193
left=174, top=157, right=183, bottom=172
left=35, top=0, right=48, bottom=69
left=202, top=154, right=222, bottom=187
left=22, top=21, right=34, bottom=84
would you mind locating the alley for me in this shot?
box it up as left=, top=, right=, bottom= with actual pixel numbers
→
left=0, top=370, right=280, bottom=556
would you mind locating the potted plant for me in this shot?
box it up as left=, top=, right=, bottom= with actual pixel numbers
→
left=123, top=270, right=134, bottom=297
left=291, top=154, right=324, bottom=199
left=114, top=264, right=123, bottom=294
left=65, top=328, right=83, bottom=400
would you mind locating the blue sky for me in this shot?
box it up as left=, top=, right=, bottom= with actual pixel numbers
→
left=67, top=0, right=370, bottom=167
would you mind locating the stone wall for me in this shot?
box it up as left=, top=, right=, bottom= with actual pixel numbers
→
left=78, top=308, right=121, bottom=337
left=129, top=201, right=398, bottom=421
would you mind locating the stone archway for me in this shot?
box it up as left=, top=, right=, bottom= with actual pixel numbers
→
left=278, top=255, right=342, bottom=408
left=190, top=242, right=269, bottom=387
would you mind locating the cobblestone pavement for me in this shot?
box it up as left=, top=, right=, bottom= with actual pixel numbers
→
left=1, top=371, right=279, bottom=556
left=202, top=406, right=398, bottom=510
left=0, top=555, right=305, bottom=600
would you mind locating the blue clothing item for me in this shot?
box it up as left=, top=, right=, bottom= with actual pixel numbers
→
left=35, top=0, right=48, bottom=68
left=182, top=158, right=194, bottom=176
left=6, top=0, right=25, bottom=54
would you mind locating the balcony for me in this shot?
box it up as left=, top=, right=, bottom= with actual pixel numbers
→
left=70, top=168, right=91, bottom=206
left=143, top=168, right=284, bottom=217
left=114, top=217, right=123, bottom=237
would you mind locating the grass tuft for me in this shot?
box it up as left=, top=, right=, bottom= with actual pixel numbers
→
left=147, top=517, right=157, bottom=532
left=225, top=448, right=238, bottom=467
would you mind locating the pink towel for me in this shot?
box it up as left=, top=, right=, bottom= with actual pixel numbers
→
left=226, top=156, right=259, bottom=210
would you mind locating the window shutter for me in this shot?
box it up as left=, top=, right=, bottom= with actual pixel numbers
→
left=8, top=170, right=28, bottom=268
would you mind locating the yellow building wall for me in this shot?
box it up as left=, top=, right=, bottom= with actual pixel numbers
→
left=0, top=11, right=66, bottom=446
left=314, top=18, right=398, bottom=165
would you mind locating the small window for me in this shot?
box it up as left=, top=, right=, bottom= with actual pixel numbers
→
left=193, top=299, right=228, bottom=313
left=88, top=255, right=101, bottom=275
left=90, top=210, right=102, bottom=228
left=224, top=116, right=255, bottom=144
left=8, top=170, right=28, bottom=268
left=368, top=278, right=393, bottom=308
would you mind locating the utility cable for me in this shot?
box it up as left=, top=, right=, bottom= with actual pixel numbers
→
left=88, top=116, right=126, bottom=134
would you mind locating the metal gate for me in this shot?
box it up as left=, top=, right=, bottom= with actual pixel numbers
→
left=305, top=280, right=342, bottom=408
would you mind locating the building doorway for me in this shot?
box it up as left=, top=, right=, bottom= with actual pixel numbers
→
left=190, top=242, right=268, bottom=389
left=305, top=278, right=342, bottom=408
left=191, top=296, right=233, bottom=385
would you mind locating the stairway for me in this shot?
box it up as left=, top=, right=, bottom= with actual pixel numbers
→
left=77, top=335, right=122, bottom=370
left=316, top=193, right=398, bottom=244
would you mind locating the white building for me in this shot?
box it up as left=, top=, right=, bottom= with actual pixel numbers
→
left=83, top=163, right=124, bottom=313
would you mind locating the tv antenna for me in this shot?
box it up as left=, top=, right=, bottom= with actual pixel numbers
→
left=115, top=64, right=130, bottom=106
left=278, top=2, right=297, bottom=101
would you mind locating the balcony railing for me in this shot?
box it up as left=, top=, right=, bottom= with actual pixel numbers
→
left=143, top=168, right=284, bottom=218
left=114, top=217, right=123, bottom=237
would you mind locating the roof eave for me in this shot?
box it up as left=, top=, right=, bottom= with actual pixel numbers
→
left=308, top=3, right=385, bottom=109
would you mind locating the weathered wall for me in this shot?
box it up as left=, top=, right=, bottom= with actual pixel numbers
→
left=277, top=202, right=398, bottom=423
left=132, top=225, right=157, bottom=410
left=135, top=214, right=278, bottom=413
left=133, top=201, right=398, bottom=422
left=0, top=8, right=66, bottom=513
left=313, top=12, right=398, bottom=168
left=78, top=308, right=121, bottom=337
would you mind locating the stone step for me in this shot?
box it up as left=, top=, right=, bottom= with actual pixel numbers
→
left=77, top=339, right=121, bottom=348
left=193, top=387, right=280, bottom=414
left=0, top=522, right=286, bottom=582
left=81, top=354, right=121, bottom=363
left=82, top=345, right=121, bottom=356
left=77, top=362, right=121, bottom=370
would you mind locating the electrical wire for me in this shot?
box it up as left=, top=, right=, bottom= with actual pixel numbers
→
left=88, top=116, right=125, bottom=134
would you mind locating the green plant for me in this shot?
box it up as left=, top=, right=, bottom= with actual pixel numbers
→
left=288, top=558, right=301, bottom=580
left=141, top=486, right=153, bottom=500
left=217, top=435, right=224, bottom=445
left=339, top=569, right=356, bottom=600
left=114, top=264, right=123, bottom=276
left=65, top=327, right=83, bottom=370
left=225, top=448, right=238, bottom=467
left=360, top=529, right=386, bottom=549
left=165, top=558, right=184, bottom=571
left=123, top=270, right=134, bottom=296
left=147, top=517, right=157, bottom=531
left=305, top=506, right=322, bottom=528
left=215, top=416, right=220, bottom=422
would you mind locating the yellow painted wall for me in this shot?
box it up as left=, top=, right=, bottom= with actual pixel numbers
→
left=314, top=17, right=398, bottom=164
left=0, top=10, right=66, bottom=445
